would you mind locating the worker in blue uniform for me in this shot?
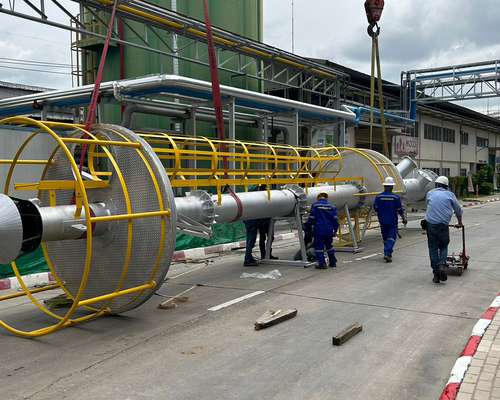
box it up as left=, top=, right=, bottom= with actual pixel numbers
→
left=305, top=192, right=339, bottom=269
left=425, top=176, right=463, bottom=283
left=373, top=177, right=407, bottom=263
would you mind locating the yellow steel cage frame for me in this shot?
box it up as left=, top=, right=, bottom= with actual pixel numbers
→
left=0, top=118, right=402, bottom=337
left=138, top=131, right=350, bottom=203
left=0, top=117, right=172, bottom=337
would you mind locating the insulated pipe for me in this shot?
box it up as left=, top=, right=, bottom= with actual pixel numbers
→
left=38, top=203, right=111, bottom=241
left=396, top=156, right=418, bottom=179
left=213, top=189, right=299, bottom=223
left=305, top=185, right=364, bottom=209
left=2, top=184, right=363, bottom=250
left=114, top=75, right=356, bottom=121
left=0, top=75, right=357, bottom=122
left=174, top=184, right=364, bottom=226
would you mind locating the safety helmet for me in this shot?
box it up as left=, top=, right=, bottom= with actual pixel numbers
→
left=435, top=176, right=449, bottom=187
left=383, top=177, right=395, bottom=186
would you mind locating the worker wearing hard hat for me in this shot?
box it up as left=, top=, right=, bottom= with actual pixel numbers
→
left=373, top=177, right=407, bottom=263
left=305, top=192, right=339, bottom=269
left=424, top=176, right=463, bottom=283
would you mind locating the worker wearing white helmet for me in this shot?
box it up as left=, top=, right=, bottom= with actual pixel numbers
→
left=424, top=175, right=463, bottom=283
left=373, top=176, right=407, bottom=263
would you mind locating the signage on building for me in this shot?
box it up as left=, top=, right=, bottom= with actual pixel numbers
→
left=392, top=135, right=418, bottom=157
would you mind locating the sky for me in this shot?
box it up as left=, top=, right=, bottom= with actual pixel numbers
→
left=0, top=0, right=499, bottom=114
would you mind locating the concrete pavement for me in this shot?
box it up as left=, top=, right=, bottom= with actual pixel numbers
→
left=0, top=202, right=499, bottom=400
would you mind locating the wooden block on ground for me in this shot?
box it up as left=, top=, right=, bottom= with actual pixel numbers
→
left=158, top=301, right=178, bottom=310
left=255, top=309, right=298, bottom=330
left=332, top=323, right=363, bottom=346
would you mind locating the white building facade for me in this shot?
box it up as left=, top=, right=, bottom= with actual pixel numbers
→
left=414, top=109, right=500, bottom=178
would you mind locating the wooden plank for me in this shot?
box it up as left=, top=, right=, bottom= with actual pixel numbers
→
left=332, top=323, right=363, bottom=346
left=254, top=309, right=298, bottom=331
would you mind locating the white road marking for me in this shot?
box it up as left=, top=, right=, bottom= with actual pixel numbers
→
left=354, top=253, right=381, bottom=261
left=208, top=291, right=265, bottom=312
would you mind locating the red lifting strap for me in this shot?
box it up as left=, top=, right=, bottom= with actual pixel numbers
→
left=79, top=0, right=120, bottom=172
left=203, top=0, right=226, bottom=145
left=203, top=0, right=243, bottom=221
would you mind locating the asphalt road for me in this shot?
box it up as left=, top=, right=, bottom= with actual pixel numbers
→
left=1, top=202, right=499, bottom=400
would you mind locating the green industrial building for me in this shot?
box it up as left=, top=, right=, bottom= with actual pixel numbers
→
left=79, top=0, right=263, bottom=132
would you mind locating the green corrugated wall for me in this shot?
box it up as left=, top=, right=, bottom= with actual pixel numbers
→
left=83, top=0, right=263, bottom=134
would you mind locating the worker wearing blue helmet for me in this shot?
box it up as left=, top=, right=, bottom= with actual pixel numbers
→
left=373, top=177, right=407, bottom=263
left=305, top=192, right=339, bottom=269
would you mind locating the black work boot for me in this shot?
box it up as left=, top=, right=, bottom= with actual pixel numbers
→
left=439, top=265, right=448, bottom=282
left=315, top=263, right=328, bottom=270
left=243, top=258, right=259, bottom=267
left=260, top=253, right=279, bottom=260
left=432, top=272, right=440, bottom=283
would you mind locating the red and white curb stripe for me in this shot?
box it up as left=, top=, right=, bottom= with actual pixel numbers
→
left=463, top=198, right=500, bottom=208
left=439, top=292, right=500, bottom=400
left=0, top=272, right=55, bottom=292
left=0, top=232, right=298, bottom=292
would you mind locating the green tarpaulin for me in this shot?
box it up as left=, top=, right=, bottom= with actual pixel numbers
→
left=175, top=222, right=246, bottom=251
left=0, top=222, right=246, bottom=279
left=0, top=248, right=48, bottom=279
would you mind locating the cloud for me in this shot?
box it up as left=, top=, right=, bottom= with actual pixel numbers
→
left=263, top=0, right=500, bottom=112
left=0, top=2, right=76, bottom=89
left=1, top=0, right=499, bottom=113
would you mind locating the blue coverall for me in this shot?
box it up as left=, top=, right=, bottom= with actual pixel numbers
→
left=373, top=191, right=405, bottom=257
left=306, top=199, right=339, bottom=267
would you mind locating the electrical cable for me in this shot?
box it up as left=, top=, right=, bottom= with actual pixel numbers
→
left=0, top=57, right=72, bottom=67
left=0, top=64, right=71, bottom=75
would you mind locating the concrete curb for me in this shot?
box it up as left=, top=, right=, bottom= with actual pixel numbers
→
left=463, top=197, right=500, bottom=208
left=439, top=292, right=500, bottom=400
left=172, top=231, right=297, bottom=262
left=0, top=232, right=298, bottom=292
left=0, top=272, right=55, bottom=292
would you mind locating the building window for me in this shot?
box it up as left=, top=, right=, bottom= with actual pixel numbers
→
left=442, top=128, right=455, bottom=143
left=477, top=136, right=489, bottom=148
left=460, top=132, right=469, bottom=145
left=460, top=168, right=467, bottom=177
left=428, top=167, right=441, bottom=175
left=441, top=168, right=451, bottom=176
left=424, top=124, right=442, bottom=141
left=423, top=124, right=456, bottom=142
